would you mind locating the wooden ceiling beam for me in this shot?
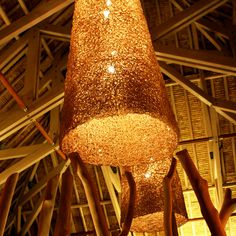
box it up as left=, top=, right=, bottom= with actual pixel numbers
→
left=39, top=24, right=71, bottom=42
left=0, top=85, right=64, bottom=141
left=0, top=32, right=29, bottom=70
left=159, top=61, right=213, bottom=106
left=196, top=19, right=232, bottom=39
left=155, top=46, right=236, bottom=75
left=153, top=0, right=228, bottom=40
left=0, top=143, right=56, bottom=185
left=159, top=62, right=236, bottom=125
left=0, top=144, right=45, bottom=160
left=0, top=0, right=74, bottom=45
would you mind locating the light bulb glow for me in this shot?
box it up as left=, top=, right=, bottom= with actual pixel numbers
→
left=103, top=9, right=110, bottom=19
left=106, top=0, right=112, bottom=6
left=111, top=50, right=118, bottom=56
left=107, top=65, right=116, bottom=74
left=144, top=171, right=152, bottom=179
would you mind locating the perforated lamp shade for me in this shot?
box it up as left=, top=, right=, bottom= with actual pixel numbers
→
left=60, top=0, right=179, bottom=166
left=121, top=160, right=188, bottom=232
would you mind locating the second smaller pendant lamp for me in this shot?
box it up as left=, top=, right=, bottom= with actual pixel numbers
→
left=121, top=159, right=188, bottom=232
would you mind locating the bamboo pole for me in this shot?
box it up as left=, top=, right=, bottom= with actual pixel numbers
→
left=38, top=175, right=60, bottom=236
left=53, top=169, right=73, bottom=236
left=0, top=72, right=27, bottom=110
left=70, top=154, right=110, bottom=236
left=163, top=158, right=177, bottom=236
left=119, top=171, right=136, bottom=236
left=176, top=149, right=226, bottom=236
left=0, top=173, right=19, bottom=236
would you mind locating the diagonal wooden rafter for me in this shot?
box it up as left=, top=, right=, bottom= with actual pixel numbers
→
left=159, top=62, right=236, bottom=125
left=19, top=159, right=70, bottom=206
left=0, top=85, right=64, bottom=142
left=0, top=144, right=46, bottom=160
left=0, top=143, right=58, bottom=185
left=0, top=0, right=74, bottom=46
left=152, top=0, right=228, bottom=40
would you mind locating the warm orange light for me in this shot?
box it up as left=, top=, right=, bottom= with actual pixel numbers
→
left=60, top=0, right=179, bottom=166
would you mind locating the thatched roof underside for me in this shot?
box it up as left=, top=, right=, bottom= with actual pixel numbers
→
left=0, top=0, right=235, bottom=235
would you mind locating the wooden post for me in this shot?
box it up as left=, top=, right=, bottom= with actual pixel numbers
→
left=53, top=169, right=73, bottom=236
left=38, top=175, right=60, bottom=236
left=163, top=158, right=177, bottom=236
left=219, top=188, right=236, bottom=228
left=119, top=171, right=136, bottom=236
left=70, top=154, right=110, bottom=236
left=176, top=149, right=226, bottom=236
left=0, top=173, right=19, bottom=236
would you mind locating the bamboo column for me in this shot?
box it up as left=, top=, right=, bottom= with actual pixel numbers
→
left=0, top=173, right=19, bottom=236
left=38, top=175, right=60, bottom=236
left=70, top=154, right=110, bottom=236
left=176, top=149, right=226, bottom=236
left=53, top=169, right=73, bottom=236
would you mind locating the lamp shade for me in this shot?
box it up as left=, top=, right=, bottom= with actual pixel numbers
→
left=121, top=160, right=188, bottom=232
left=60, top=0, right=179, bottom=166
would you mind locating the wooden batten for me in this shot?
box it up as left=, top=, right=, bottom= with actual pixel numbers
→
left=0, top=173, right=19, bottom=236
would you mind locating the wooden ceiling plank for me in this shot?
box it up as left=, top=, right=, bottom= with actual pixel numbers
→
left=153, top=0, right=228, bottom=40
left=0, top=0, right=74, bottom=46
left=0, top=144, right=45, bottom=160
left=155, top=46, right=236, bottom=75
left=0, top=143, right=56, bottom=185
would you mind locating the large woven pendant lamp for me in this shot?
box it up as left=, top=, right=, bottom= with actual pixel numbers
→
left=60, top=0, right=179, bottom=166
left=121, top=160, right=188, bottom=232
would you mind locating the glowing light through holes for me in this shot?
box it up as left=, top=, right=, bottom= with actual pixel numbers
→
left=106, top=0, right=112, bottom=7
left=107, top=65, right=116, bottom=74
left=103, top=9, right=110, bottom=19
left=144, top=171, right=152, bottom=179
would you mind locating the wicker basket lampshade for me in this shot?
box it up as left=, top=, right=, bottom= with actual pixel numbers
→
left=60, top=0, right=179, bottom=166
left=121, top=160, right=188, bottom=232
